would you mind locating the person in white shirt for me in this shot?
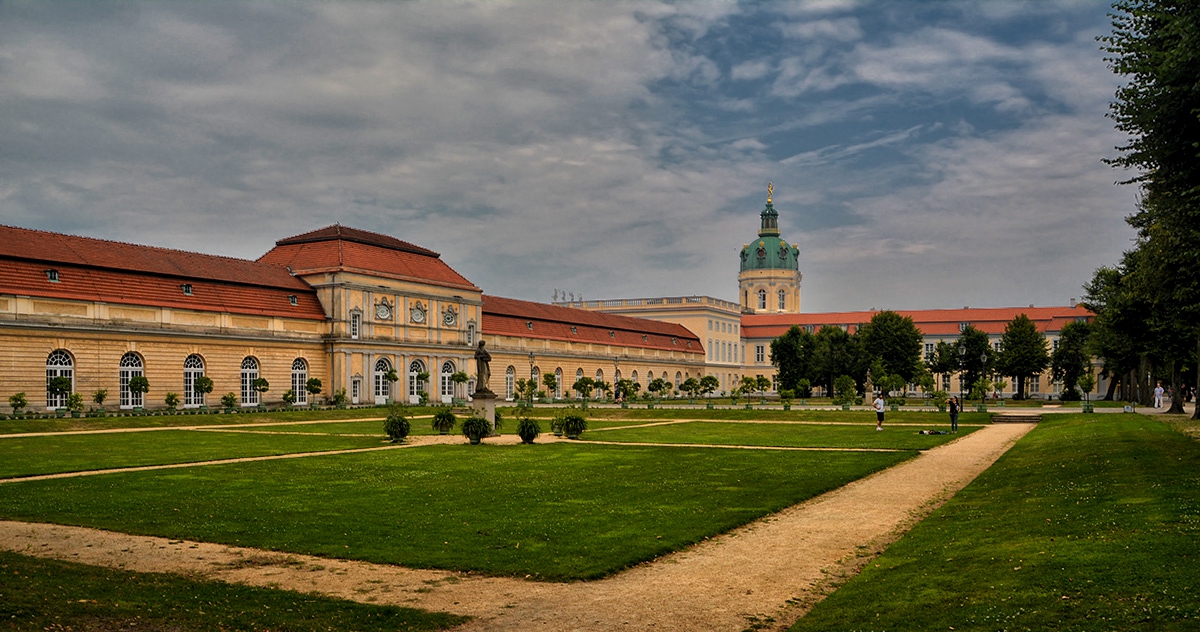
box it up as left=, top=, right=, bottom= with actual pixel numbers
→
left=1154, top=381, right=1165, bottom=408
left=873, top=393, right=885, bottom=431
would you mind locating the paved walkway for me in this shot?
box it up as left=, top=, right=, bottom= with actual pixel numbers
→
left=0, top=422, right=1034, bottom=631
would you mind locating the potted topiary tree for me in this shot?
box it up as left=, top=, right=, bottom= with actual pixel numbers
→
left=779, top=388, right=794, bottom=411
left=383, top=368, right=400, bottom=404
left=647, top=378, right=668, bottom=408
left=415, top=371, right=431, bottom=406
left=550, top=413, right=565, bottom=437
left=9, top=392, right=27, bottom=418
left=931, top=390, right=949, bottom=412
left=66, top=392, right=85, bottom=418
left=834, top=375, right=857, bottom=411
left=127, top=375, right=150, bottom=413
left=92, top=389, right=108, bottom=417
left=251, top=377, right=269, bottom=410
left=164, top=392, right=180, bottom=413
left=282, top=389, right=297, bottom=409
left=681, top=377, right=700, bottom=404
left=330, top=388, right=347, bottom=409
left=451, top=370, right=469, bottom=405
left=305, top=377, right=322, bottom=407
left=700, top=375, right=719, bottom=409
left=193, top=376, right=213, bottom=412
left=1079, top=371, right=1095, bottom=413
left=970, top=377, right=991, bottom=412
left=796, top=378, right=812, bottom=405
left=572, top=377, right=595, bottom=409
left=461, top=415, right=491, bottom=445
left=560, top=413, right=587, bottom=440
left=431, top=407, right=456, bottom=435
left=756, top=375, right=772, bottom=404
left=383, top=405, right=410, bottom=442
left=992, top=378, right=1009, bottom=407
left=516, top=416, right=541, bottom=444
left=541, top=372, right=558, bottom=403
left=739, top=376, right=758, bottom=409
left=221, top=392, right=238, bottom=413
left=593, top=379, right=612, bottom=404
left=48, top=377, right=73, bottom=416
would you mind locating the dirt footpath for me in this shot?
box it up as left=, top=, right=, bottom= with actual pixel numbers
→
left=0, top=423, right=1033, bottom=632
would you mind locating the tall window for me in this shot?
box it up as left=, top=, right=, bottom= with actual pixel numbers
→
left=708, top=339, right=713, bottom=359
left=120, top=352, right=145, bottom=409
left=350, top=310, right=361, bottom=339
left=505, top=366, right=515, bottom=400
left=374, top=358, right=393, bottom=400
left=631, top=370, right=639, bottom=386
left=675, top=372, right=682, bottom=389
left=942, top=374, right=951, bottom=390
left=441, top=361, right=455, bottom=400
left=598, top=369, right=606, bottom=383
left=755, top=345, right=765, bottom=363
left=646, top=371, right=654, bottom=383
left=778, top=289, right=786, bottom=311
left=46, top=349, right=74, bottom=409
left=467, top=322, right=476, bottom=345
left=757, top=289, right=767, bottom=310
left=1032, top=375, right=1041, bottom=393
left=351, top=376, right=361, bottom=404
left=240, top=357, right=259, bottom=407
left=184, top=355, right=205, bottom=408
left=291, top=358, right=308, bottom=405
left=575, top=368, right=584, bottom=395
left=409, top=360, right=427, bottom=399
left=554, top=368, right=563, bottom=398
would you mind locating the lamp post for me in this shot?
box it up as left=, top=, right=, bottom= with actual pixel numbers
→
left=980, top=350, right=989, bottom=406
left=958, top=344, right=967, bottom=399
left=528, top=351, right=535, bottom=407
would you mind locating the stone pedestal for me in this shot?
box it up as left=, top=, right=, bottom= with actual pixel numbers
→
left=472, top=389, right=497, bottom=431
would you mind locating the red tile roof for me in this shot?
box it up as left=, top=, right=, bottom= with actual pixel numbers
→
left=741, top=306, right=1092, bottom=340
left=261, top=227, right=479, bottom=292
left=274, top=224, right=439, bottom=257
left=0, top=252, right=326, bottom=321
left=0, top=224, right=311, bottom=291
left=483, top=295, right=704, bottom=355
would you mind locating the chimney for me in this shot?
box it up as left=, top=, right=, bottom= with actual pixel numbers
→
left=1070, top=298, right=1077, bottom=308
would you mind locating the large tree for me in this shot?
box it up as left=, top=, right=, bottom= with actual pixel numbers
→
left=953, top=326, right=993, bottom=398
left=995, top=314, right=1050, bottom=400
left=770, top=325, right=818, bottom=392
left=857, top=310, right=923, bottom=383
left=1103, top=0, right=1200, bottom=418
left=813, top=325, right=865, bottom=397
left=1052, top=321, right=1093, bottom=401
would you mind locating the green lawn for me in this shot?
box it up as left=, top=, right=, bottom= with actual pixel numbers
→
left=0, top=430, right=387, bottom=478
left=790, top=413, right=1200, bottom=631
left=0, top=443, right=910, bottom=580
left=587, top=421, right=980, bottom=450
left=513, top=408, right=993, bottom=424
left=0, top=550, right=466, bottom=631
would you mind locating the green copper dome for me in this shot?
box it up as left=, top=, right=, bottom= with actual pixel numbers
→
left=740, top=199, right=799, bottom=272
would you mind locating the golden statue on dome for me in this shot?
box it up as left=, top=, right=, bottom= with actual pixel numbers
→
left=767, top=182, right=773, bottom=204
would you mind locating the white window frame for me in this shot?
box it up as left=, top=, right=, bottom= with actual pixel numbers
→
left=120, top=352, right=145, bottom=409
left=505, top=365, right=515, bottom=401
left=46, top=349, right=74, bottom=410
left=240, top=356, right=259, bottom=407
left=778, top=289, right=786, bottom=311
left=350, top=310, right=362, bottom=340
left=291, top=358, right=309, bottom=405
left=441, top=360, right=455, bottom=403
left=375, top=358, right=392, bottom=403
left=184, top=354, right=205, bottom=408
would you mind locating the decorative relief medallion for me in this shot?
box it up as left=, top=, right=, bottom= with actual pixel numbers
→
left=374, top=299, right=392, bottom=321
left=410, top=301, right=426, bottom=324
left=443, top=306, right=457, bottom=326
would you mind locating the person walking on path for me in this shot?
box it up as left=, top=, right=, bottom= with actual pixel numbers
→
left=873, top=392, right=885, bottom=431
left=948, top=396, right=960, bottom=433
left=1154, top=381, right=1165, bottom=408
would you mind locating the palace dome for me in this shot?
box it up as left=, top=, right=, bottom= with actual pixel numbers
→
left=740, top=198, right=798, bottom=272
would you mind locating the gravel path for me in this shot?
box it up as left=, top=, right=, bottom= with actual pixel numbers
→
left=0, top=423, right=1033, bottom=631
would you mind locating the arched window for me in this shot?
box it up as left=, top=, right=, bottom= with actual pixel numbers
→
left=575, top=368, right=584, bottom=396
left=505, top=366, right=515, bottom=400
left=757, top=289, right=767, bottom=310
left=120, top=352, right=145, bottom=409
left=184, top=355, right=205, bottom=408
left=440, top=360, right=456, bottom=402
left=240, top=356, right=259, bottom=407
left=408, top=360, right=426, bottom=400
left=46, top=349, right=74, bottom=409
left=374, top=358, right=393, bottom=401
left=531, top=367, right=540, bottom=398
left=631, top=370, right=639, bottom=386
left=646, top=371, right=654, bottom=383
left=291, top=358, right=308, bottom=405
left=554, top=368, right=563, bottom=398
left=778, top=289, right=787, bottom=311
left=675, top=371, right=682, bottom=389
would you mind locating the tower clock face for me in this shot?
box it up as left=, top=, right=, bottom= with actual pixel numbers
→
left=410, top=304, right=426, bottom=324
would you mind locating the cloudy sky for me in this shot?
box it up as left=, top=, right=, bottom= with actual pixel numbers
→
left=1, top=1, right=1138, bottom=312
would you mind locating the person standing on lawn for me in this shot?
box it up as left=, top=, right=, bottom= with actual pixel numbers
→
left=873, top=392, right=885, bottom=431
left=948, top=396, right=960, bottom=433
left=1154, top=381, right=1165, bottom=408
